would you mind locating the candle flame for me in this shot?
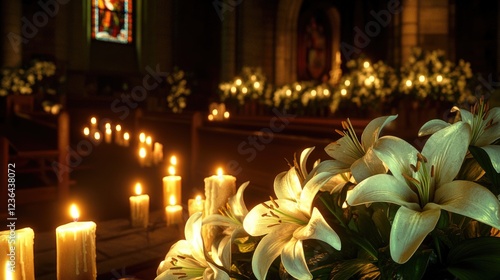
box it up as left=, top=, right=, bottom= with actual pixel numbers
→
left=224, top=111, right=230, bottom=119
left=94, top=131, right=101, bottom=140
left=217, top=167, right=223, bottom=177
left=116, top=124, right=122, bottom=131
left=70, top=204, right=80, bottom=221
left=170, top=156, right=177, bottom=166
left=168, top=165, right=176, bottom=176
left=124, top=132, right=130, bottom=140
left=169, top=195, right=176, bottom=206
left=105, top=123, right=111, bottom=130
left=195, top=195, right=202, bottom=202
left=83, top=127, right=90, bottom=136
left=90, top=117, right=97, bottom=125
left=208, top=114, right=214, bottom=121
left=135, top=182, right=142, bottom=195
left=106, top=128, right=112, bottom=135
left=139, top=147, right=147, bottom=158
left=139, top=132, right=146, bottom=143
left=146, top=136, right=152, bottom=145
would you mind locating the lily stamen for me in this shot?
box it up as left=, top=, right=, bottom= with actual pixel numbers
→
left=270, top=196, right=279, bottom=208
left=269, top=211, right=280, bottom=218
left=261, top=202, right=271, bottom=209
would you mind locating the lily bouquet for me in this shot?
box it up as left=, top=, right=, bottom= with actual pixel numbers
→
left=156, top=99, right=500, bottom=280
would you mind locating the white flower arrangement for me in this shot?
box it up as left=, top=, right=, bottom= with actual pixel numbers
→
left=219, top=67, right=268, bottom=106
left=156, top=98, right=500, bottom=280
left=0, top=60, right=56, bottom=96
left=336, top=58, right=398, bottom=110
left=399, top=47, right=475, bottom=105
left=166, top=68, right=191, bottom=113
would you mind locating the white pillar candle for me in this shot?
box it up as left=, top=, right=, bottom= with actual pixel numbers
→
left=123, top=132, right=130, bottom=147
left=203, top=168, right=236, bottom=217
left=104, top=128, right=112, bottom=144
left=188, top=195, right=205, bottom=216
left=89, top=117, right=97, bottom=133
left=165, top=196, right=183, bottom=226
left=162, top=165, right=182, bottom=210
left=0, top=227, right=35, bottom=280
left=153, top=142, right=163, bottom=164
left=56, top=204, right=96, bottom=280
left=138, top=147, right=147, bottom=167
left=129, top=183, right=150, bottom=228
left=115, top=124, right=122, bottom=145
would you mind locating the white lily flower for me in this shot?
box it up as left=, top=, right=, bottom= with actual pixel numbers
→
left=419, top=99, right=500, bottom=172
left=324, top=115, right=397, bottom=182
left=203, top=181, right=250, bottom=269
left=348, top=122, right=500, bottom=264
left=243, top=148, right=341, bottom=280
left=156, top=212, right=229, bottom=280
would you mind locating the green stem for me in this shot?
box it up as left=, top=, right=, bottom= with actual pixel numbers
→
left=431, top=230, right=443, bottom=264
left=319, top=195, right=347, bottom=228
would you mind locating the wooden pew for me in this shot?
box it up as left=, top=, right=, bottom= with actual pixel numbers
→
left=0, top=96, right=70, bottom=219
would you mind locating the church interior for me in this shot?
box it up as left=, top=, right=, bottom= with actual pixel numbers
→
left=1, top=0, right=499, bottom=279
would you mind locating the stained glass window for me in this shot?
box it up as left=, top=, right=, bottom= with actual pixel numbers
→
left=91, top=0, right=133, bottom=44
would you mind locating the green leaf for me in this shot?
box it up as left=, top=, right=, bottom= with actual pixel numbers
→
left=468, top=145, right=500, bottom=194
left=447, top=237, right=500, bottom=280
left=371, top=204, right=391, bottom=245
left=395, top=249, right=432, bottom=280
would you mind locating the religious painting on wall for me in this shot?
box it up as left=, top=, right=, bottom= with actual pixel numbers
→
left=91, top=0, right=133, bottom=44
left=297, top=10, right=332, bottom=82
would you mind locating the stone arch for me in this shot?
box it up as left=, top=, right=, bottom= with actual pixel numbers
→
left=275, top=0, right=341, bottom=85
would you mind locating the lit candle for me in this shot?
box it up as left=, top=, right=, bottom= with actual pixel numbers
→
left=162, top=162, right=182, bottom=210
left=123, top=132, right=130, bottom=147
left=188, top=195, right=205, bottom=216
left=165, top=196, right=183, bottom=226
left=83, top=127, right=90, bottom=137
left=115, top=124, right=122, bottom=145
left=0, top=228, right=35, bottom=280
left=56, top=204, right=96, bottom=280
left=138, top=147, right=147, bottom=167
left=203, top=168, right=236, bottom=217
left=105, top=128, right=112, bottom=144
left=153, top=142, right=163, bottom=164
left=129, top=182, right=150, bottom=228
left=90, top=117, right=97, bottom=132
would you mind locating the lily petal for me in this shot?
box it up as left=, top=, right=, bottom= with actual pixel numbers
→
left=423, top=122, right=470, bottom=186
left=476, top=107, right=500, bottom=146
left=229, top=181, right=250, bottom=217
left=373, top=136, right=418, bottom=184
left=184, top=212, right=206, bottom=265
left=480, top=145, right=500, bottom=173
left=274, top=168, right=302, bottom=202
left=207, top=263, right=230, bottom=280
left=325, top=138, right=360, bottom=165
left=300, top=147, right=315, bottom=178
left=390, top=206, right=441, bottom=264
left=300, top=172, right=335, bottom=215
left=282, top=239, right=312, bottom=280
left=347, top=174, right=420, bottom=210
left=351, top=148, right=387, bottom=182
left=243, top=200, right=305, bottom=236
left=361, top=115, right=397, bottom=150
left=203, top=214, right=235, bottom=228
left=293, top=207, right=341, bottom=251
left=251, top=227, right=296, bottom=280
left=418, top=119, right=450, bottom=137
left=434, top=180, right=500, bottom=229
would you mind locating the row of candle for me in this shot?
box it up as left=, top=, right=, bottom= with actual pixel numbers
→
left=83, top=117, right=131, bottom=147
left=138, top=132, right=163, bottom=167
left=0, top=151, right=236, bottom=279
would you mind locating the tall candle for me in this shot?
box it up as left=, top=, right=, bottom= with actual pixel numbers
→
left=162, top=165, right=182, bottom=210
left=153, top=142, right=163, bottom=164
left=115, top=125, right=122, bottom=145
left=104, top=128, right=112, bottom=144
left=138, top=147, right=147, bottom=167
left=0, top=228, right=34, bottom=280
left=123, top=132, right=130, bottom=147
left=129, top=183, right=150, bottom=228
left=56, top=204, right=96, bottom=280
left=90, top=117, right=97, bottom=133
left=165, top=196, right=183, bottom=226
left=188, top=195, right=205, bottom=216
left=203, top=168, right=236, bottom=217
